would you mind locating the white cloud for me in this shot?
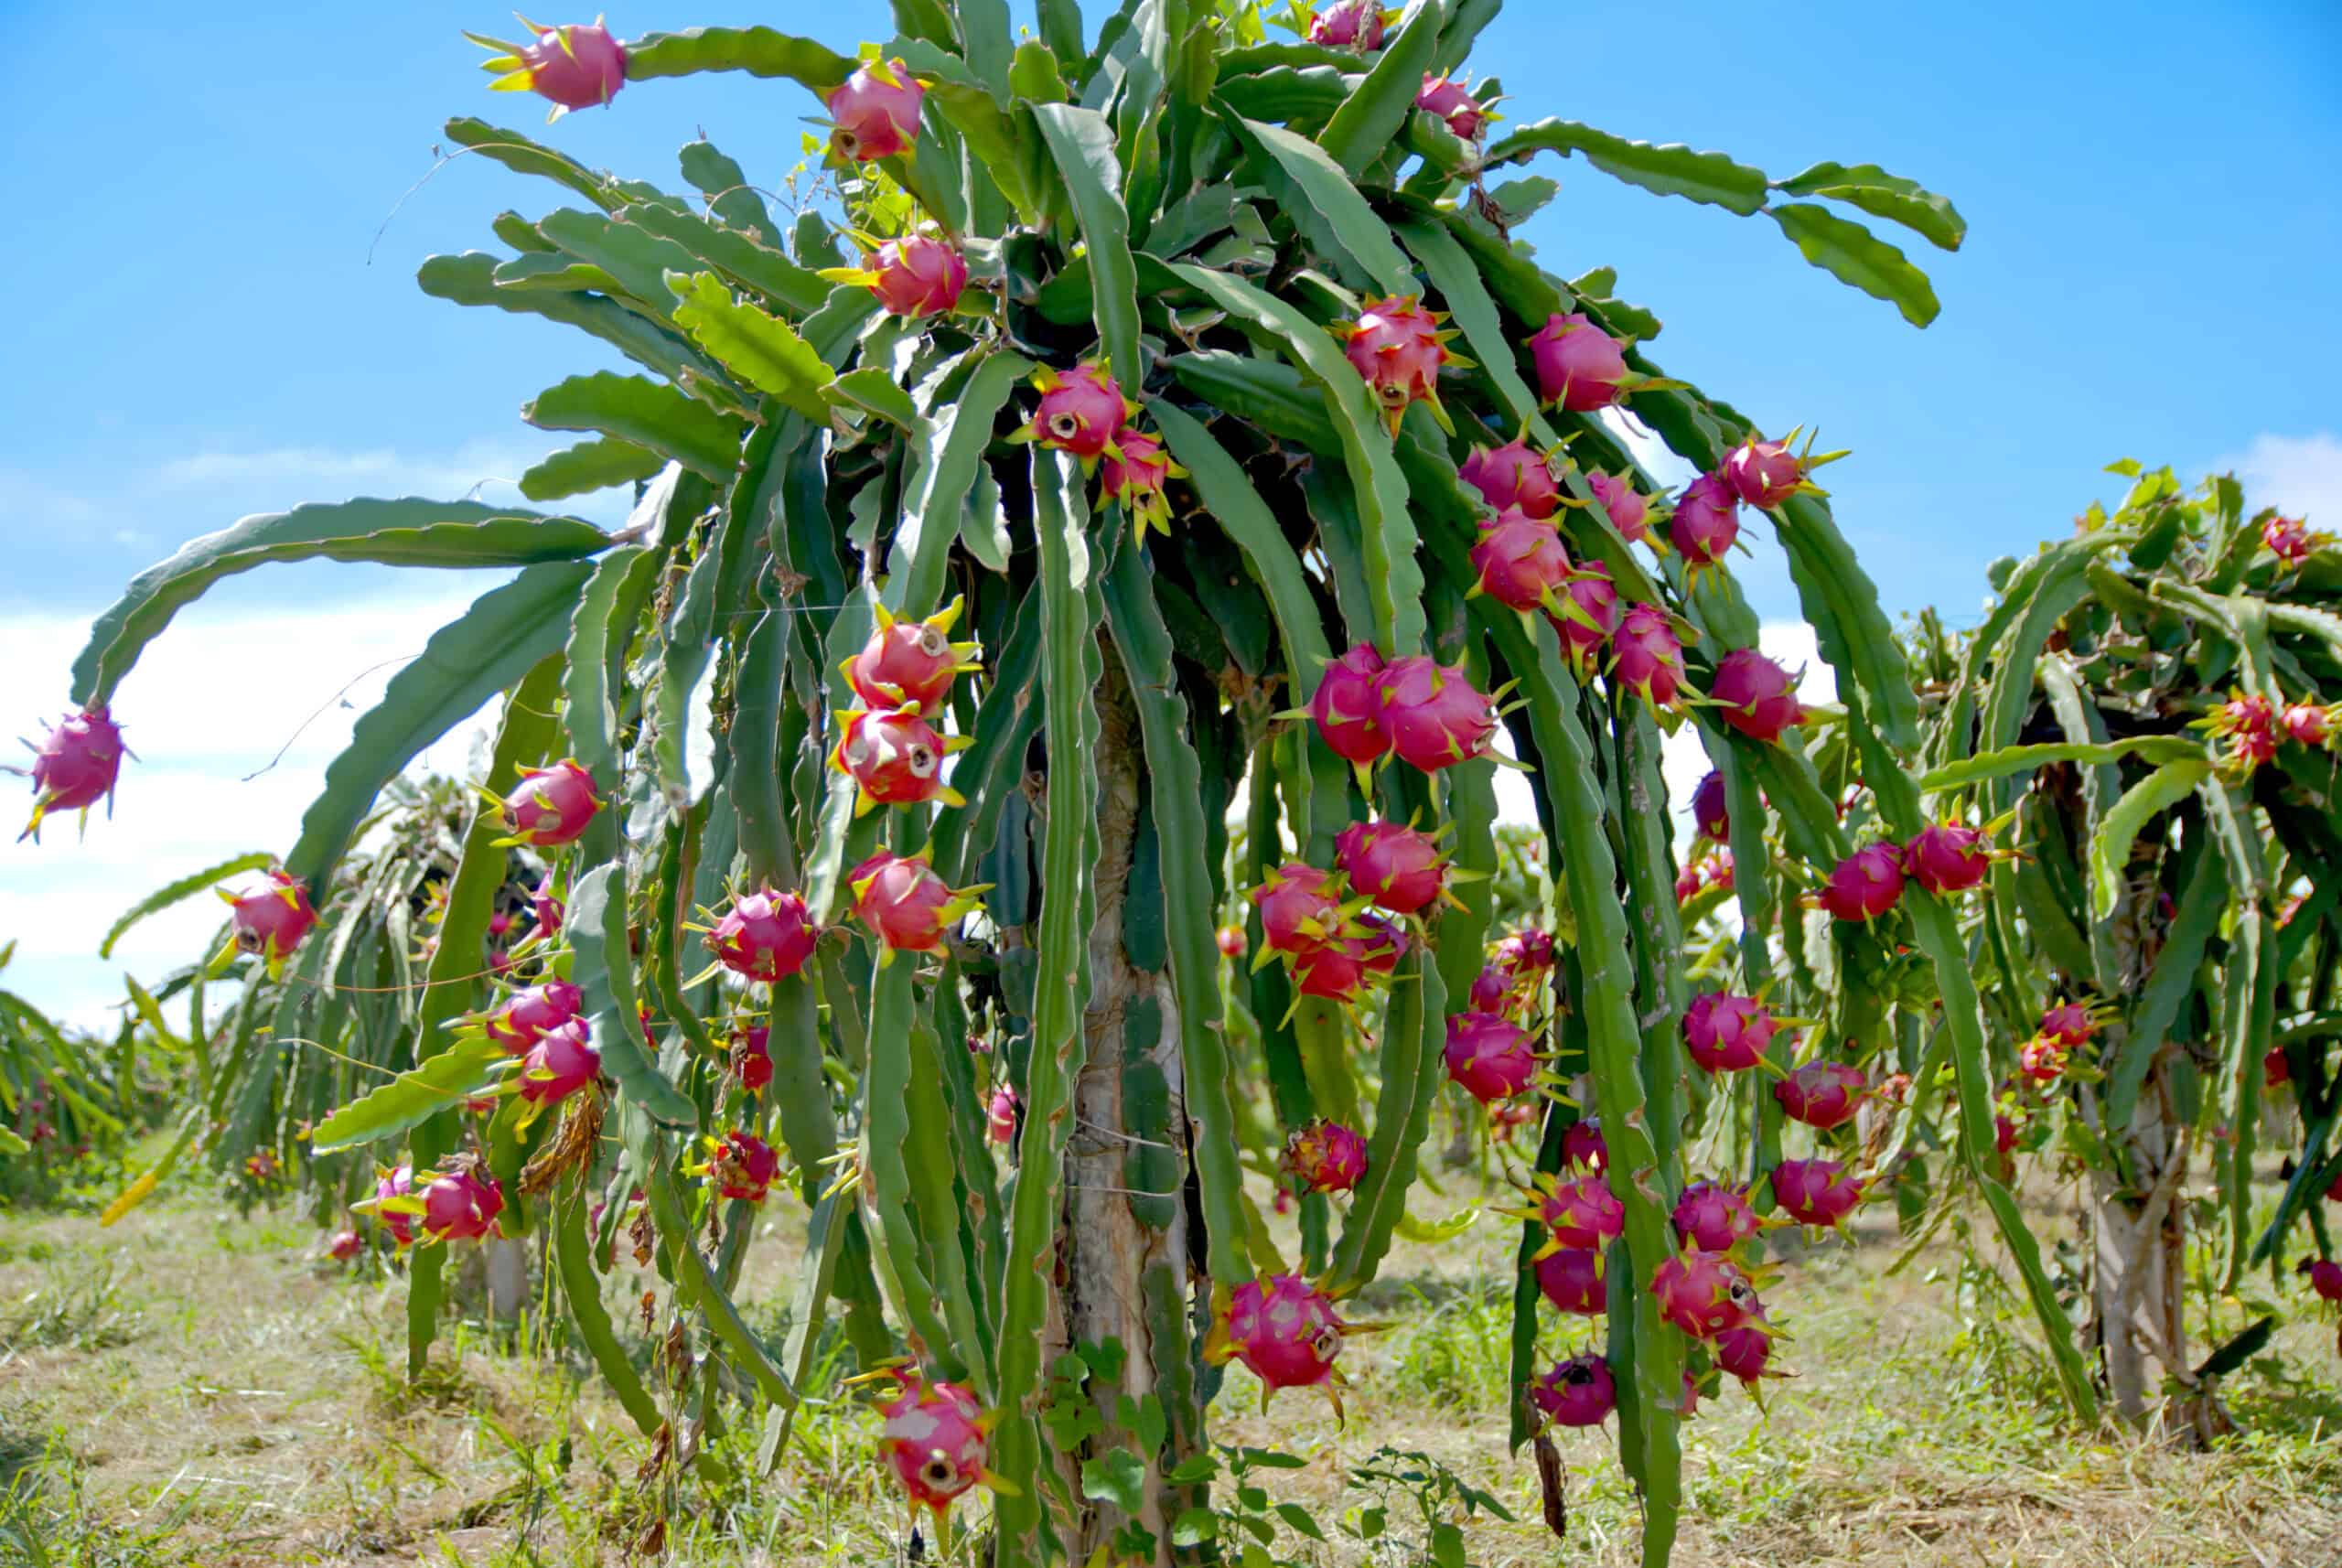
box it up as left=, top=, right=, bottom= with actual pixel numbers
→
left=2219, top=432, right=2342, bottom=524
left=150, top=438, right=630, bottom=520
left=1596, top=407, right=1700, bottom=490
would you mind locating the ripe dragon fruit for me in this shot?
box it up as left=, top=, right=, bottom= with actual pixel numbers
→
left=519, top=1017, right=599, bottom=1107
left=729, top=1024, right=774, bottom=1094
left=1469, top=507, right=1575, bottom=614
left=483, top=980, right=584, bottom=1055
left=374, top=1165, right=418, bottom=1247
left=1903, top=821, right=1991, bottom=894
left=1529, top=1354, right=1617, bottom=1427
left=468, top=20, right=628, bottom=113
left=1282, top=1119, right=1370, bottom=1194
left=1994, top=1112, right=2020, bottom=1155
left=1534, top=1245, right=1607, bottom=1316
left=846, top=598, right=980, bottom=714
left=2265, top=1046, right=2291, bottom=1090
left=1585, top=469, right=1653, bottom=545
left=2262, top=513, right=2322, bottom=565
left=863, top=232, right=967, bottom=317
left=1775, top=1059, right=1867, bottom=1130
left=1713, top=1321, right=1775, bottom=1385
left=2037, top=1002, right=2098, bottom=1047
left=1343, top=295, right=1460, bottom=435
left=1292, top=935, right=1375, bottom=1005
left=1670, top=472, right=1741, bottom=570
left=1443, top=1011, right=1538, bottom=1103
left=1530, top=1171, right=1625, bottom=1250
left=1692, top=768, right=1730, bottom=843
left=1353, top=910, right=1409, bottom=974
left=826, top=58, right=925, bottom=163
left=1609, top=603, right=1686, bottom=709
left=2307, top=1259, right=2342, bottom=1305
left=17, top=703, right=127, bottom=842
left=833, top=704, right=966, bottom=812
left=1529, top=312, right=1629, bottom=412
left=985, top=1085, right=1020, bottom=1144
left=1496, top=927, right=1556, bottom=976
left=1375, top=656, right=1499, bottom=771
left=705, top=887, right=820, bottom=983
left=2017, top=1036, right=2068, bottom=1084
left=1681, top=993, right=1782, bottom=1074
left=1672, top=1180, right=1761, bottom=1251
left=531, top=887, right=564, bottom=940
left=2282, top=700, right=2337, bottom=748
left=2204, top=693, right=2277, bottom=771
left=876, top=1370, right=996, bottom=1519
left=1562, top=1117, right=1607, bottom=1173
left=218, top=869, right=319, bottom=978
left=1335, top=818, right=1453, bottom=915
left=1413, top=72, right=1487, bottom=139
left=1250, top=862, right=1346, bottom=957
left=1674, top=861, right=1705, bottom=904
left=704, top=1130, right=780, bottom=1203
left=1101, top=427, right=1187, bottom=540
left=1309, top=644, right=1393, bottom=775
left=1549, top=559, right=1621, bottom=674
left=1712, top=650, right=1805, bottom=744
left=1216, top=924, right=1247, bottom=959
left=421, top=1166, right=505, bottom=1243
left=1206, top=1274, right=1358, bottom=1414
left=1819, top=843, right=1906, bottom=921
left=1650, top=1250, right=1759, bottom=1338
left=498, top=759, right=602, bottom=847
left=1467, top=963, right=1512, bottom=1015
left=1023, top=362, right=1133, bottom=460
left=1308, top=0, right=1390, bottom=48
left=846, top=850, right=987, bottom=962
left=1770, top=1157, right=1864, bottom=1227
left=1458, top=435, right=1561, bottom=518
left=1722, top=433, right=1810, bottom=509
left=326, top=1229, right=364, bottom=1262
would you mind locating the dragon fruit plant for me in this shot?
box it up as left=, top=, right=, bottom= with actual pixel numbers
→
left=38, top=6, right=1982, bottom=1561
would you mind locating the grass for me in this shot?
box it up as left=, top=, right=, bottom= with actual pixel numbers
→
left=0, top=1176, right=2336, bottom=1567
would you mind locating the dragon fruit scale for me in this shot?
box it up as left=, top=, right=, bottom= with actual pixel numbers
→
left=1374, top=655, right=1500, bottom=772
left=1458, top=435, right=1561, bottom=518
left=1522, top=1170, right=1624, bottom=1251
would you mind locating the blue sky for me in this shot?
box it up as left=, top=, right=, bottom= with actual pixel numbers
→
left=5, top=0, right=2339, bottom=1019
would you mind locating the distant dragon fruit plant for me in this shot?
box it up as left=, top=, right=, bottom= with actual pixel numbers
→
left=30, top=4, right=1986, bottom=1561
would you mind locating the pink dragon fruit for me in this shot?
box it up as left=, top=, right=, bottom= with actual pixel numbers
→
left=17, top=703, right=127, bottom=842
left=865, top=233, right=966, bottom=317
left=1609, top=603, right=1686, bottom=709
left=1712, top=650, right=1805, bottom=744
left=499, top=759, right=602, bottom=848
left=1293, top=936, right=1375, bottom=1004
left=1529, top=1353, right=1616, bottom=1427
left=1713, top=1321, right=1774, bottom=1384
left=1670, top=473, right=1741, bottom=571
left=1282, top=1119, right=1369, bottom=1194
left=1206, top=1274, right=1357, bottom=1412
left=1548, top=560, right=1621, bottom=673
left=470, top=21, right=628, bottom=112
left=826, top=58, right=925, bottom=163
left=1469, top=508, right=1575, bottom=614
left=1692, top=769, right=1730, bottom=843
left=1496, top=928, right=1555, bottom=975
left=1651, top=1250, right=1759, bottom=1338
left=706, top=887, right=819, bottom=983
left=2307, top=1259, right=2342, bottom=1305
left=1250, top=862, right=1345, bottom=957
left=2206, top=693, right=2277, bottom=771
left=1458, top=435, right=1560, bottom=518
left=1722, top=434, right=1809, bottom=509
left=1994, top=1112, right=2019, bottom=1155
left=2262, top=514, right=2321, bottom=565
left=488, top=911, right=514, bottom=941
left=1342, top=295, right=1458, bottom=435
left=2037, top=1003, right=2097, bottom=1047
left=2017, top=1036, right=2068, bottom=1084
left=1529, top=313, right=1629, bottom=412
left=1818, top=843, right=1906, bottom=922
left=374, top=1165, right=418, bottom=1247
left=847, top=598, right=979, bottom=714
left=1681, top=993, right=1781, bottom=1075
left=1443, top=1012, right=1538, bottom=1103
left=1903, top=821, right=1991, bottom=894
left=1102, top=427, right=1186, bottom=540
left=1336, top=819, right=1452, bottom=915
left=985, top=1085, right=1020, bottom=1144
left=1308, top=0, right=1389, bottom=48
left=532, top=887, right=564, bottom=940
left=484, top=980, right=584, bottom=1055
left=1354, top=910, right=1409, bottom=974
left=730, top=1024, right=774, bottom=1094
left=519, top=1017, right=599, bottom=1107
left=1024, top=363, right=1132, bottom=460
left=1769, top=1157, right=1864, bottom=1227
left=1216, top=924, right=1246, bottom=959
left=1413, top=73, right=1486, bottom=139
left=1533, top=1171, right=1624, bottom=1250
left=1309, top=644, right=1393, bottom=773
left=714, top=1131, right=780, bottom=1202
left=1774, top=1059, right=1867, bottom=1130
left=1467, top=963, right=1512, bottom=1015
left=1563, top=1117, right=1607, bottom=1172
left=1533, top=1245, right=1607, bottom=1316
left=833, top=704, right=965, bottom=812
left=1674, top=862, right=1705, bottom=904
left=420, top=1167, right=504, bottom=1242
left=326, top=1229, right=363, bottom=1262
left=219, top=869, right=319, bottom=977
left=847, top=849, right=986, bottom=961
left=1376, top=656, right=1499, bottom=772
left=2266, top=1046, right=2291, bottom=1090
left=1672, top=1180, right=1761, bottom=1251
left=1585, top=469, right=1652, bottom=544
left=2282, top=701, right=2337, bottom=748
left=876, top=1371, right=994, bottom=1519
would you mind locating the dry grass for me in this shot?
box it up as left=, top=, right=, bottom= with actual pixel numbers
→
left=1, top=1178, right=2337, bottom=1568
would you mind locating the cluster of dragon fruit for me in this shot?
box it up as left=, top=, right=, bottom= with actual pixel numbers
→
left=16, top=0, right=2342, bottom=1530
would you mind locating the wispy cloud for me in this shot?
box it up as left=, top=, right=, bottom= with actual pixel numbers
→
left=2218, top=431, right=2342, bottom=523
